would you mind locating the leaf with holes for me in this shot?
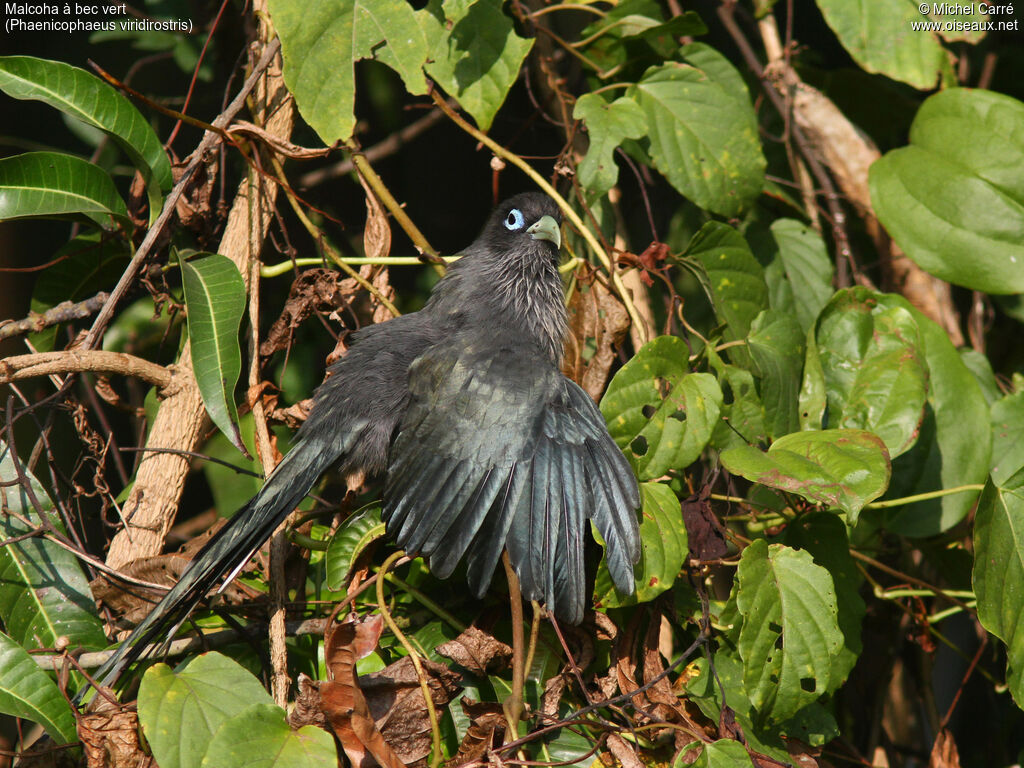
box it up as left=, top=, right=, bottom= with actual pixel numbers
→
left=594, top=481, right=686, bottom=608
left=325, top=505, right=386, bottom=590
left=601, top=335, right=722, bottom=480
left=735, top=539, right=843, bottom=724
left=181, top=253, right=247, bottom=456
left=720, top=429, right=890, bottom=521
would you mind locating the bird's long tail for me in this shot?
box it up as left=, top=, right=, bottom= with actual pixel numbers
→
left=77, top=437, right=338, bottom=704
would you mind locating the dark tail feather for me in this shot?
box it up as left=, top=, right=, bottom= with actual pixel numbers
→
left=75, top=438, right=338, bottom=704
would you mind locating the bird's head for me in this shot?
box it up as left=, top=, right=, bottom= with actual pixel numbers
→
left=480, top=192, right=563, bottom=262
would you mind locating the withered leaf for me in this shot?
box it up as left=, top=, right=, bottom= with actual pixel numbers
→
left=564, top=272, right=630, bottom=401
left=436, top=625, right=512, bottom=675
left=682, top=486, right=729, bottom=562
left=79, top=695, right=155, bottom=768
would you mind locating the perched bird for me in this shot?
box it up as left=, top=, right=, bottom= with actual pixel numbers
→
left=84, top=192, right=640, bottom=697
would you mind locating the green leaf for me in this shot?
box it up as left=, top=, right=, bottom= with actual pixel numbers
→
left=735, top=539, right=843, bottom=724
left=629, top=60, right=766, bottom=217
left=870, top=89, right=1024, bottom=294
left=783, top=513, right=865, bottom=691
left=138, top=653, right=275, bottom=768
left=594, top=482, right=686, bottom=608
left=0, top=632, right=77, bottom=744
left=706, top=345, right=766, bottom=452
left=325, top=504, right=386, bottom=590
left=812, top=290, right=928, bottom=458
left=0, top=55, right=172, bottom=222
left=0, top=442, right=108, bottom=652
left=992, top=391, right=1024, bottom=485
left=767, top=219, right=834, bottom=334
left=0, top=151, right=128, bottom=228
left=573, top=94, right=646, bottom=197
left=601, top=335, right=723, bottom=479
left=748, top=310, right=804, bottom=441
left=200, top=703, right=336, bottom=768
left=814, top=0, right=955, bottom=89
left=424, top=0, right=533, bottom=131
left=268, top=0, right=429, bottom=143
left=869, top=292, right=990, bottom=536
left=720, top=429, right=891, bottom=521
left=180, top=253, right=247, bottom=456
left=973, top=474, right=1024, bottom=708
left=686, top=222, right=769, bottom=360
left=687, top=738, right=753, bottom=768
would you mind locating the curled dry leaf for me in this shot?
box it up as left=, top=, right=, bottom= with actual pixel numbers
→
left=436, top=625, right=512, bottom=675
left=607, top=733, right=645, bottom=768
left=260, top=269, right=360, bottom=356
left=681, top=485, right=729, bottom=562
left=564, top=271, right=630, bottom=401
left=79, top=694, right=155, bottom=768
left=449, top=698, right=506, bottom=766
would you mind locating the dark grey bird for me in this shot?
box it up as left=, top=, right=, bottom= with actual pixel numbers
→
left=83, top=192, right=640, bottom=697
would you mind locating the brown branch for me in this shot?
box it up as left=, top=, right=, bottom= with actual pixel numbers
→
left=0, top=293, right=109, bottom=341
left=0, top=350, right=172, bottom=390
left=82, top=36, right=282, bottom=352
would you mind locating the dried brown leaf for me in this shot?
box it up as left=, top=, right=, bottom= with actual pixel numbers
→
left=260, top=269, right=359, bottom=356
left=78, top=696, right=155, bottom=768
left=607, top=734, right=645, bottom=768
left=436, top=626, right=512, bottom=675
left=929, top=729, right=961, bottom=768
left=682, top=486, right=728, bottom=562
left=446, top=698, right=505, bottom=767
left=564, top=274, right=630, bottom=401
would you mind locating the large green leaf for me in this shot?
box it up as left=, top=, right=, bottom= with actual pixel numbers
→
left=686, top=222, right=769, bottom=362
left=573, top=94, right=646, bottom=198
left=201, top=703, right=336, bottom=768
left=594, top=482, right=686, bottom=608
left=814, top=0, right=958, bottom=89
left=0, top=632, right=77, bottom=744
left=688, top=738, right=754, bottom=767
left=720, top=429, right=891, bottom=521
left=180, top=253, right=247, bottom=456
left=766, top=219, right=834, bottom=334
left=268, top=0, right=429, bottom=143
left=601, top=335, right=723, bottom=479
left=138, top=653, right=275, bottom=768
left=973, top=473, right=1024, bottom=708
left=423, top=0, right=533, bottom=131
left=0, top=55, right=172, bottom=221
left=735, top=540, right=843, bottom=724
left=809, top=290, right=928, bottom=459
left=0, top=442, right=108, bottom=652
left=870, top=89, right=1024, bottom=294
left=629, top=57, right=765, bottom=217
left=748, top=310, right=804, bottom=441
left=870, top=293, right=990, bottom=536
left=0, top=151, right=128, bottom=228
left=992, top=391, right=1024, bottom=485
left=325, top=504, right=386, bottom=590
left=706, top=345, right=766, bottom=452
left=783, top=514, right=865, bottom=691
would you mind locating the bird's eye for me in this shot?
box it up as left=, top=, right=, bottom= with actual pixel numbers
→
left=504, top=208, right=525, bottom=231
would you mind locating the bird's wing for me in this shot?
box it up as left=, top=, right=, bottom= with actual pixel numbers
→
left=383, top=342, right=640, bottom=623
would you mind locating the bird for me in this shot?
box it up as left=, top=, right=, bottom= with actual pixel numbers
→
left=82, top=191, right=641, bottom=699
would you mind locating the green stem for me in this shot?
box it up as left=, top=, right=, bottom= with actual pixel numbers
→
left=864, top=484, right=985, bottom=510
left=384, top=572, right=466, bottom=633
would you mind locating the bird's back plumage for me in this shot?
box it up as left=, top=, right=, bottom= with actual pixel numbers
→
left=82, top=191, right=639, bottom=700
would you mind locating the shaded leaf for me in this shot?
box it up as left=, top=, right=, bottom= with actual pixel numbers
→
left=0, top=631, right=77, bottom=744
left=0, top=441, right=107, bottom=652
left=767, top=218, right=833, bottom=334
left=573, top=94, right=646, bottom=197
left=720, top=429, right=891, bottom=521
left=992, top=391, right=1024, bottom=485
left=871, top=89, right=1024, bottom=294
left=180, top=253, right=247, bottom=456
left=0, top=151, right=128, bottom=228
left=601, top=335, right=723, bottom=479
left=748, top=310, right=804, bottom=441
left=973, top=472, right=1024, bottom=708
